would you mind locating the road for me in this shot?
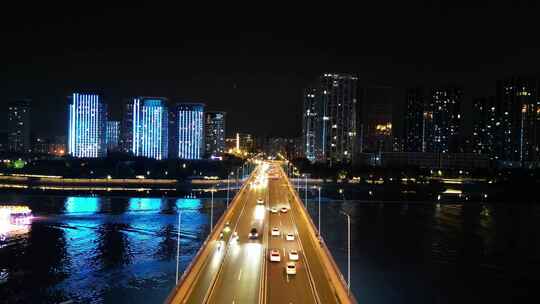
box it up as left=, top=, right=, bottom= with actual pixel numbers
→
left=167, top=162, right=353, bottom=304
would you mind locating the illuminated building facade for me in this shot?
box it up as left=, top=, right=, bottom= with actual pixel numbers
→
left=404, top=88, right=425, bottom=152
left=121, top=99, right=134, bottom=153
left=131, top=97, right=169, bottom=160
left=175, top=103, right=204, bottom=159
left=425, top=87, right=463, bottom=153
left=496, top=78, right=540, bottom=165
left=106, top=121, right=120, bottom=151
left=472, top=96, right=498, bottom=159
left=205, top=111, right=226, bottom=157
left=8, top=99, right=31, bottom=153
left=302, top=88, right=320, bottom=161
left=68, top=93, right=107, bottom=158
left=320, top=74, right=358, bottom=164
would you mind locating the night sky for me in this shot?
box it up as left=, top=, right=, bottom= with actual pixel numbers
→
left=1, top=3, right=540, bottom=139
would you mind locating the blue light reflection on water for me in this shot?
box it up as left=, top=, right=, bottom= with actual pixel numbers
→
left=65, top=197, right=100, bottom=214
left=0, top=194, right=226, bottom=304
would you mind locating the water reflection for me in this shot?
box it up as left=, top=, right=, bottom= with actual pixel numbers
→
left=65, top=197, right=100, bottom=214
left=128, top=198, right=163, bottom=213
left=0, top=194, right=225, bottom=304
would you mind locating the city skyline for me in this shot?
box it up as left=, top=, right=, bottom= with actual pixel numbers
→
left=2, top=4, right=540, bottom=139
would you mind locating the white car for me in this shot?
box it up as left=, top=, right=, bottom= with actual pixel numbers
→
left=256, top=198, right=264, bottom=205
left=289, top=250, right=299, bottom=261
left=271, top=227, right=280, bottom=236
left=269, top=249, right=281, bottom=262
left=270, top=207, right=278, bottom=214
left=285, top=233, right=295, bottom=241
left=286, top=262, right=296, bottom=275
left=280, top=207, right=288, bottom=213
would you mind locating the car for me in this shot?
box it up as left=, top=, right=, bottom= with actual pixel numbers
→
left=270, top=207, right=278, bottom=214
left=232, top=231, right=239, bottom=241
left=256, top=198, right=264, bottom=205
left=248, top=228, right=258, bottom=239
left=285, top=233, right=295, bottom=241
left=286, top=262, right=296, bottom=275
left=269, top=249, right=281, bottom=262
left=280, top=207, right=288, bottom=213
left=288, top=250, right=299, bottom=261
left=271, top=227, right=280, bottom=236
left=219, top=232, right=224, bottom=240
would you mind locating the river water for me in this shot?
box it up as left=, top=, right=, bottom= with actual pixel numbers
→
left=1, top=193, right=539, bottom=303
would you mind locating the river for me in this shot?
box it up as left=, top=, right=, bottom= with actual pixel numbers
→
left=1, top=192, right=539, bottom=303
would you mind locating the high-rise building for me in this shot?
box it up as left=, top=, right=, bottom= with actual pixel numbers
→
left=359, top=85, right=394, bottom=153
left=32, top=137, right=49, bottom=154
left=120, top=98, right=134, bottom=153
left=67, top=93, right=107, bottom=158
left=404, top=88, right=425, bottom=152
left=302, top=88, right=320, bottom=162
left=425, top=87, right=463, bottom=153
left=106, top=121, right=120, bottom=152
left=302, top=74, right=358, bottom=164
left=7, top=99, right=31, bottom=153
left=174, top=103, right=205, bottom=159
left=496, top=78, right=540, bottom=165
left=472, top=96, right=498, bottom=159
left=205, top=111, right=226, bottom=157
left=320, top=74, right=358, bottom=164
left=130, top=97, right=169, bottom=160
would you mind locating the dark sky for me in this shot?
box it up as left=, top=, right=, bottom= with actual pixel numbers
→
left=1, top=2, right=540, bottom=138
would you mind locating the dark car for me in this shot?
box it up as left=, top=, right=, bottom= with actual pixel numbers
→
left=248, top=228, right=259, bottom=239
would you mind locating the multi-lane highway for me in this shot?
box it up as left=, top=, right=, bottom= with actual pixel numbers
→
left=167, top=162, right=354, bottom=304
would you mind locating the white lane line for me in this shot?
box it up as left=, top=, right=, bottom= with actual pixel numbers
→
left=232, top=300, right=235, bottom=304
left=286, top=273, right=290, bottom=283
left=238, top=269, right=243, bottom=281
left=283, top=247, right=286, bottom=257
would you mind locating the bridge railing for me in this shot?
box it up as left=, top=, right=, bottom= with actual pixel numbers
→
left=281, top=167, right=357, bottom=304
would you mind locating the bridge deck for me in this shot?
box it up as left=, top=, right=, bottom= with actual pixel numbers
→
left=167, top=162, right=355, bottom=304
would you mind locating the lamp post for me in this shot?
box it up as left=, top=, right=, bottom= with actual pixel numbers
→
left=175, top=209, right=181, bottom=284
left=226, top=173, right=230, bottom=204
left=340, top=209, right=351, bottom=294
left=318, top=186, right=321, bottom=235
left=210, top=188, right=215, bottom=232
left=304, top=174, right=308, bottom=206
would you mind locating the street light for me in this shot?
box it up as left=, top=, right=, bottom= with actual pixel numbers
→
left=318, top=186, right=321, bottom=235
left=304, top=174, right=308, bottom=206
left=340, top=209, right=351, bottom=294
left=175, top=208, right=181, bottom=284
left=339, top=188, right=351, bottom=294
left=210, top=188, right=215, bottom=232
left=227, top=171, right=233, bottom=208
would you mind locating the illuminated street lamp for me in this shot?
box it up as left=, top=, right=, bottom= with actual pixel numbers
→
left=210, top=188, right=216, bottom=232
left=175, top=209, right=181, bottom=284
left=227, top=171, right=234, bottom=208
left=318, top=186, right=321, bottom=235
left=340, top=208, right=351, bottom=295
left=304, top=174, right=308, bottom=206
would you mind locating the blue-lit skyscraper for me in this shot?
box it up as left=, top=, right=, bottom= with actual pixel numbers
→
left=68, top=93, right=107, bottom=158
left=106, top=121, right=120, bottom=151
left=130, top=97, right=169, bottom=160
left=175, top=103, right=205, bottom=159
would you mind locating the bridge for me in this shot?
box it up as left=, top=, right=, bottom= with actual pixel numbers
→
left=166, top=161, right=356, bottom=304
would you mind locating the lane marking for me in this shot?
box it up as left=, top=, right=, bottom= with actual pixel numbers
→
left=238, top=269, right=243, bottom=281
left=286, top=273, right=290, bottom=283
